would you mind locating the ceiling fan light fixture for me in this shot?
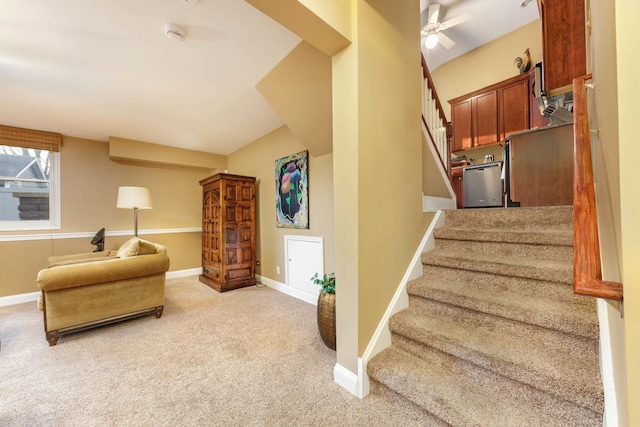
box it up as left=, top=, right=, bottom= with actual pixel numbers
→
left=425, top=33, right=439, bottom=49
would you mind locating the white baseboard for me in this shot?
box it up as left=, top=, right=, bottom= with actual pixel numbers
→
left=423, top=195, right=455, bottom=212
left=166, top=268, right=201, bottom=280
left=597, top=299, right=619, bottom=427
left=358, top=211, right=445, bottom=398
left=334, top=363, right=359, bottom=396
left=0, top=291, right=41, bottom=307
left=0, top=267, right=201, bottom=307
left=257, top=275, right=317, bottom=306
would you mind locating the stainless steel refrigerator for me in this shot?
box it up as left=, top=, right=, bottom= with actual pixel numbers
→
left=463, top=162, right=503, bottom=208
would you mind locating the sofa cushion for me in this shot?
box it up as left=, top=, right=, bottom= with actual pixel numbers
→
left=117, top=237, right=140, bottom=258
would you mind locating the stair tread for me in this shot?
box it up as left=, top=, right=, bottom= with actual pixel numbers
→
left=407, top=276, right=598, bottom=338
left=434, top=227, right=573, bottom=246
left=389, top=304, right=603, bottom=410
left=422, top=250, right=572, bottom=284
left=443, top=206, right=573, bottom=231
left=368, top=346, right=601, bottom=427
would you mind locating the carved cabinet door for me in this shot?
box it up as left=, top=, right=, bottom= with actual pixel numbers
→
left=220, top=180, right=255, bottom=284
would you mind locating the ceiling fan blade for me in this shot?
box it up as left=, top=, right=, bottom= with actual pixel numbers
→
left=440, top=13, right=472, bottom=30
left=428, top=4, right=440, bottom=25
left=438, top=32, right=456, bottom=50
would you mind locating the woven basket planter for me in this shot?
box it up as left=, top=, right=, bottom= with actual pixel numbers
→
left=317, top=292, right=336, bottom=350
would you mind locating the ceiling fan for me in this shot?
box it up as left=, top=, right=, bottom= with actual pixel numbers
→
left=421, top=4, right=471, bottom=50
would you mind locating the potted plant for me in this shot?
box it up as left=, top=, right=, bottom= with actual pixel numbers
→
left=311, top=272, right=336, bottom=350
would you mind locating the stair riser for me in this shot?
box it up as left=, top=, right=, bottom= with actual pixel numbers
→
left=434, top=238, right=573, bottom=263
left=407, top=291, right=598, bottom=340
left=368, top=380, right=448, bottom=426
left=391, top=297, right=602, bottom=411
left=433, top=228, right=573, bottom=246
left=368, top=344, right=602, bottom=427
left=444, top=206, right=573, bottom=231
left=419, top=264, right=591, bottom=307
left=422, top=252, right=573, bottom=284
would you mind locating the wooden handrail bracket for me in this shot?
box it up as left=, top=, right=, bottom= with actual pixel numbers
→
left=572, top=74, right=623, bottom=301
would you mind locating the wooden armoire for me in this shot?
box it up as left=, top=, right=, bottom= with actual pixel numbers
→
left=199, top=173, right=256, bottom=292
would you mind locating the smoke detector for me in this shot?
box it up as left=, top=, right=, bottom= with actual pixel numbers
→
left=165, top=23, right=186, bottom=41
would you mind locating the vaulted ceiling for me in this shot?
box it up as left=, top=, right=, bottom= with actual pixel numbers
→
left=1, top=1, right=538, bottom=155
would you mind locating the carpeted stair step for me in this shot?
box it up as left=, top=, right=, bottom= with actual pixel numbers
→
left=443, top=206, right=573, bottom=231
left=367, top=346, right=601, bottom=427
left=407, top=275, right=598, bottom=339
left=420, top=263, right=592, bottom=308
left=421, top=250, right=572, bottom=284
left=433, top=233, right=572, bottom=263
left=433, top=227, right=573, bottom=246
left=388, top=298, right=603, bottom=412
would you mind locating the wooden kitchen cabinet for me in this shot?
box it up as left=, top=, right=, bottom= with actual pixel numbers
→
left=451, top=99, right=472, bottom=151
left=199, top=173, right=256, bottom=292
left=539, top=0, right=586, bottom=93
left=450, top=73, right=530, bottom=151
left=498, top=77, right=529, bottom=142
left=451, top=167, right=464, bottom=208
left=473, top=91, right=498, bottom=147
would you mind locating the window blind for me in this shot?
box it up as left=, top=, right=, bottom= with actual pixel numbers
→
left=0, top=124, right=62, bottom=152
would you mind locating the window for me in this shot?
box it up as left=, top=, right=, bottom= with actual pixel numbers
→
left=0, top=125, right=61, bottom=230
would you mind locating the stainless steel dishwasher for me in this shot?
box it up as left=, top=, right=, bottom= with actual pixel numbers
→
left=463, top=161, right=503, bottom=208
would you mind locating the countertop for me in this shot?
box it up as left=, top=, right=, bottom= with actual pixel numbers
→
left=506, top=122, right=572, bottom=140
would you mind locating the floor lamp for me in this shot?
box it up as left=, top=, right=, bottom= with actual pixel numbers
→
left=117, top=186, right=153, bottom=236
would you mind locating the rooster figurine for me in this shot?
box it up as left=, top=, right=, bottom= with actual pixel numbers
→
left=513, top=48, right=532, bottom=74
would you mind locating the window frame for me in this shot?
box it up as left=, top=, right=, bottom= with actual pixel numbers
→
left=0, top=150, right=60, bottom=231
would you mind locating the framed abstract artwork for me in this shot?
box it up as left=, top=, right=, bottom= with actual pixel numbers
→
left=275, top=150, right=309, bottom=229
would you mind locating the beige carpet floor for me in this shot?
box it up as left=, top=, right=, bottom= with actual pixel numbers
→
left=0, top=277, right=426, bottom=427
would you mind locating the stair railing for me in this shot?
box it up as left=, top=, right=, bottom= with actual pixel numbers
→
left=572, top=74, right=623, bottom=300
left=421, top=55, right=451, bottom=175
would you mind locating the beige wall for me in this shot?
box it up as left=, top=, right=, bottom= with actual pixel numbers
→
left=256, top=41, right=334, bottom=157
left=226, top=125, right=335, bottom=281
left=347, top=0, right=428, bottom=362
left=0, top=136, right=210, bottom=297
left=616, top=0, right=640, bottom=425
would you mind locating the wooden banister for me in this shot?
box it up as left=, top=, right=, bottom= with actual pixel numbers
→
left=422, top=116, right=448, bottom=174
left=421, top=55, right=449, bottom=131
left=572, top=74, right=623, bottom=300
left=421, top=55, right=452, bottom=175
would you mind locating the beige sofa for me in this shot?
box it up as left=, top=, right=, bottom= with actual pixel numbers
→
left=36, top=238, right=170, bottom=346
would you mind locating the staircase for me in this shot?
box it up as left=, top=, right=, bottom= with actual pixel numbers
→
left=367, top=206, right=604, bottom=426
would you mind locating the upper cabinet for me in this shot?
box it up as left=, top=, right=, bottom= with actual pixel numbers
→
left=449, top=73, right=531, bottom=152
left=539, top=0, right=587, bottom=93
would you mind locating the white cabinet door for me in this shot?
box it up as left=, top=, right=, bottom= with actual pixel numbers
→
left=284, top=236, right=324, bottom=298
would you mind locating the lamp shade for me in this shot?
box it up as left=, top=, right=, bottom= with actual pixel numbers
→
left=117, top=187, right=153, bottom=209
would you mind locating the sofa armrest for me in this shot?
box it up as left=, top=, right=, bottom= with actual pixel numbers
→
left=37, top=252, right=170, bottom=292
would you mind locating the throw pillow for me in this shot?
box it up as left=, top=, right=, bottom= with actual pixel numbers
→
left=137, top=238, right=157, bottom=255
left=117, top=237, right=140, bottom=258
